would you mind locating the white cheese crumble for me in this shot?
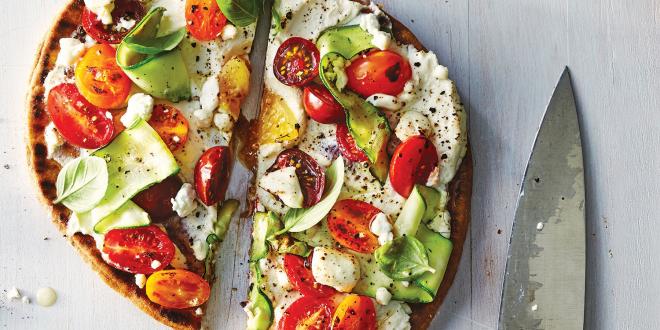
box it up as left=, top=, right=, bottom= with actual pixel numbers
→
left=375, top=287, right=393, bottom=305
left=311, top=247, right=360, bottom=292
left=425, top=166, right=440, bottom=187
left=358, top=13, right=390, bottom=50
left=196, top=76, right=220, bottom=127
left=376, top=301, right=412, bottom=330
left=6, top=287, right=20, bottom=300
left=21, top=296, right=30, bottom=304
left=259, top=167, right=304, bottom=208
left=537, top=222, right=545, bottom=231
left=114, top=17, right=136, bottom=31
left=213, top=112, right=234, bottom=140
left=120, top=93, right=154, bottom=128
left=44, top=122, right=64, bottom=159
left=135, top=274, right=146, bottom=289
left=195, top=307, right=204, bottom=316
left=370, top=212, right=394, bottom=246
left=84, top=0, right=115, bottom=25
left=171, top=183, right=197, bottom=217
left=366, top=93, right=402, bottom=111
left=151, top=260, right=162, bottom=269
left=221, top=24, right=238, bottom=40
left=56, top=38, right=86, bottom=67
left=395, top=111, right=433, bottom=142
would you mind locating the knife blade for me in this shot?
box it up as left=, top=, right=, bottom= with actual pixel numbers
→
left=498, top=68, right=585, bottom=330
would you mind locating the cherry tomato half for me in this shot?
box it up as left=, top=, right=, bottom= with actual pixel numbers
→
left=195, top=146, right=231, bottom=206
left=46, top=83, right=115, bottom=149
left=273, top=37, right=320, bottom=87
left=303, top=83, right=344, bottom=124
left=327, top=200, right=381, bottom=253
left=269, top=149, right=325, bottom=208
left=335, top=124, right=368, bottom=162
left=185, top=0, right=228, bottom=41
left=389, top=135, right=439, bottom=198
left=75, top=44, right=132, bottom=109
left=346, top=50, right=412, bottom=98
left=331, top=295, right=377, bottom=330
left=133, top=175, right=183, bottom=220
left=284, top=253, right=337, bottom=297
left=82, top=0, right=146, bottom=44
left=148, top=104, right=189, bottom=152
left=102, top=225, right=175, bottom=274
left=146, top=269, right=210, bottom=309
left=279, top=296, right=335, bottom=330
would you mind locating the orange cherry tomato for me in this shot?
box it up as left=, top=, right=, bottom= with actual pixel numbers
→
left=46, top=83, right=115, bottom=149
left=146, top=270, right=210, bottom=309
left=279, top=296, right=335, bottom=330
left=327, top=199, right=381, bottom=253
left=389, top=135, right=439, bottom=198
left=346, top=50, right=412, bottom=98
left=331, top=295, right=377, bottom=330
left=185, top=0, right=228, bottom=41
left=147, top=104, right=189, bottom=152
left=75, top=44, right=132, bottom=109
left=194, top=146, right=231, bottom=206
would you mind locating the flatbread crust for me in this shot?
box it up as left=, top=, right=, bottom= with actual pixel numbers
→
left=385, top=14, right=473, bottom=329
left=25, top=1, right=471, bottom=329
left=25, top=1, right=201, bottom=328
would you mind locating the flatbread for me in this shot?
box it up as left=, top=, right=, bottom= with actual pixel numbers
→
left=25, top=1, right=472, bottom=329
left=26, top=1, right=201, bottom=328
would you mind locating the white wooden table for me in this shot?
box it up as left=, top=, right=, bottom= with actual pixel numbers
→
left=1, top=0, right=659, bottom=329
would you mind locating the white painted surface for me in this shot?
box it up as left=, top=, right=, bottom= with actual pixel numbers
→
left=1, top=0, right=659, bottom=329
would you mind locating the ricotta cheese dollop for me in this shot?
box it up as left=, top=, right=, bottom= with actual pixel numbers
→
left=395, top=110, right=433, bottom=142
left=171, top=183, right=197, bottom=218
left=120, top=93, right=154, bottom=128
left=311, top=246, right=360, bottom=292
left=259, top=167, right=304, bottom=209
left=84, top=0, right=115, bottom=25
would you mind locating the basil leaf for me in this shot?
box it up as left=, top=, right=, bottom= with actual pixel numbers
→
left=271, top=1, right=282, bottom=33
left=217, top=0, right=261, bottom=27
left=124, top=28, right=187, bottom=55
left=276, top=157, right=345, bottom=234
left=374, top=236, right=436, bottom=281
left=54, top=156, right=109, bottom=213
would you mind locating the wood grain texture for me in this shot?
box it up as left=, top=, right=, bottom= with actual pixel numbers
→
left=1, top=0, right=659, bottom=329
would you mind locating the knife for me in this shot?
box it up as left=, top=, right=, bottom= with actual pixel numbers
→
left=498, top=68, right=585, bottom=330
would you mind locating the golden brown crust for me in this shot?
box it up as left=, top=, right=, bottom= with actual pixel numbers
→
left=387, top=14, right=473, bottom=329
left=26, top=1, right=201, bottom=328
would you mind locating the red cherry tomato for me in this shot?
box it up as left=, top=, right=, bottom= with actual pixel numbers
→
left=303, top=83, right=344, bottom=124
left=335, top=124, right=368, bottom=162
left=283, top=253, right=337, bottom=297
left=75, top=44, right=132, bottom=109
left=346, top=50, right=412, bottom=98
left=147, top=104, right=189, bottom=152
left=82, top=0, right=146, bottom=44
left=146, top=270, right=210, bottom=309
left=327, top=200, right=381, bottom=253
left=185, top=0, right=228, bottom=41
left=389, top=135, right=439, bottom=198
left=102, top=225, right=175, bottom=274
left=269, top=149, right=325, bottom=207
left=194, top=146, right=231, bottom=206
left=46, top=83, right=115, bottom=149
left=273, top=37, right=320, bottom=87
left=132, top=175, right=183, bottom=220
left=331, top=295, right=377, bottom=330
left=279, top=296, right=335, bottom=330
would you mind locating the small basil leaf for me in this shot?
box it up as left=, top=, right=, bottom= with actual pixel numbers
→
left=54, top=156, right=109, bottom=213
left=217, top=0, right=261, bottom=27
left=124, top=28, right=187, bottom=55
left=375, top=236, right=436, bottom=281
left=271, top=1, right=282, bottom=33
